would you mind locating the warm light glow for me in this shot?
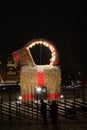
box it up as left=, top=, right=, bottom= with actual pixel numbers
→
left=18, top=96, right=22, bottom=100
left=36, top=87, right=41, bottom=92
left=26, top=39, right=59, bottom=65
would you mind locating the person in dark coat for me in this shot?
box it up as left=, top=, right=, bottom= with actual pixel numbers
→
left=40, top=99, right=47, bottom=125
left=50, top=100, right=58, bottom=124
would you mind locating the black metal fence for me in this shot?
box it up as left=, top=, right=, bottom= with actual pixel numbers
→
left=0, top=93, right=87, bottom=125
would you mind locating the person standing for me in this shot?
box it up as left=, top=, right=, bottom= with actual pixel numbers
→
left=40, top=99, right=48, bottom=125
left=50, top=100, right=58, bottom=124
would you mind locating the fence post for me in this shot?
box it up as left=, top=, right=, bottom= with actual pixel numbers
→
left=36, top=94, right=38, bottom=125
left=27, top=100, right=30, bottom=124
left=0, top=94, right=3, bottom=124
left=9, top=94, right=12, bottom=124
left=18, top=104, right=21, bottom=124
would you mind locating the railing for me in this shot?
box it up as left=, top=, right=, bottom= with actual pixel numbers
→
left=0, top=94, right=87, bottom=125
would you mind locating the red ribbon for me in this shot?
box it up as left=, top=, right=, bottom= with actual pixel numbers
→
left=48, top=93, right=60, bottom=98
left=22, top=94, right=34, bottom=99
left=37, top=72, right=44, bottom=86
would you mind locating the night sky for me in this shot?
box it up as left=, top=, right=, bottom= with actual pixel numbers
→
left=1, top=1, right=87, bottom=77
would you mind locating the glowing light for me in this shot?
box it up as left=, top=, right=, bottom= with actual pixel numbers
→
left=29, top=43, right=34, bottom=48
left=18, top=96, right=22, bottom=100
left=26, top=39, right=59, bottom=65
left=36, top=87, right=41, bottom=92
left=49, top=45, right=54, bottom=51
left=60, top=95, right=64, bottom=98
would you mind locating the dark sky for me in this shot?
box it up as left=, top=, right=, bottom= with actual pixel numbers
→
left=1, top=1, right=87, bottom=76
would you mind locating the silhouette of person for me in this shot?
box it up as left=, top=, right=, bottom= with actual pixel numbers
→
left=50, top=100, right=58, bottom=124
left=40, top=99, right=47, bottom=125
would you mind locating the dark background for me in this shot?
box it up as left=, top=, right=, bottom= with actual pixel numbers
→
left=0, top=1, right=87, bottom=78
